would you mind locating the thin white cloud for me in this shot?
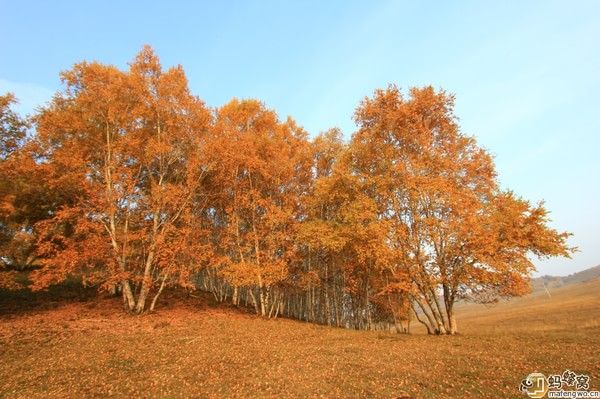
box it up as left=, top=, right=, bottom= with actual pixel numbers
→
left=0, top=79, right=55, bottom=116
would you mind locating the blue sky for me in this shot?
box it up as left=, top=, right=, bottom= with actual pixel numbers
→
left=1, top=0, right=598, bottom=276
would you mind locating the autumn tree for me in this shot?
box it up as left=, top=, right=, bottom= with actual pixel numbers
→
left=1, top=93, right=84, bottom=270
left=0, top=93, right=28, bottom=161
left=1, top=45, right=574, bottom=334
left=293, top=129, right=348, bottom=326
left=32, top=46, right=212, bottom=313
left=350, top=85, right=573, bottom=334
left=199, top=99, right=311, bottom=317
left=0, top=93, right=31, bottom=288
left=293, top=129, right=412, bottom=330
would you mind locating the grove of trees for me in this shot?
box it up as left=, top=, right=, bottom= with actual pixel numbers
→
left=0, top=46, right=573, bottom=334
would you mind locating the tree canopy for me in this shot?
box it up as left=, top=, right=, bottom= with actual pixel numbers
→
left=0, top=47, right=573, bottom=332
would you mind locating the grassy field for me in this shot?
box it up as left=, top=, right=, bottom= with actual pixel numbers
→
left=1, top=279, right=599, bottom=398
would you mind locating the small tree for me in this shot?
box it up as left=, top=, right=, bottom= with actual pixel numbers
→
left=0, top=93, right=31, bottom=288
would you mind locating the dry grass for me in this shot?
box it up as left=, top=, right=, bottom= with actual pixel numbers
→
left=0, top=279, right=599, bottom=398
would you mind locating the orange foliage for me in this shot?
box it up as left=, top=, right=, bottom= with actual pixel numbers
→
left=349, top=85, right=574, bottom=333
left=0, top=49, right=573, bottom=330
left=30, top=46, right=212, bottom=313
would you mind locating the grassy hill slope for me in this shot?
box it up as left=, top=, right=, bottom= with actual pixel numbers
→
left=0, top=279, right=599, bottom=398
left=455, top=276, right=600, bottom=334
left=531, top=265, right=600, bottom=292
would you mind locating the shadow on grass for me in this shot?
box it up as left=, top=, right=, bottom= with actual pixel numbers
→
left=0, top=272, right=257, bottom=318
left=0, top=275, right=98, bottom=317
